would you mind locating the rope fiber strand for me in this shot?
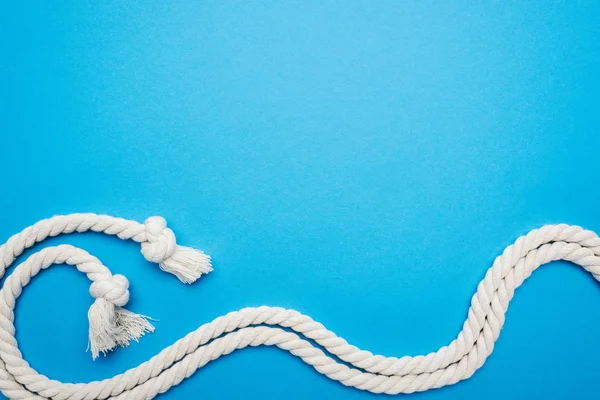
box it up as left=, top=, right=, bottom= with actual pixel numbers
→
left=0, top=214, right=598, bottom=399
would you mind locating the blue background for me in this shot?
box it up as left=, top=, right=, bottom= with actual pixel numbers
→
left=1, top=2, right=599, bottom=399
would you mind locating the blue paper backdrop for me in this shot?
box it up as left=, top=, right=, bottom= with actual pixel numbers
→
left=1, top=2, right=599, bottom=399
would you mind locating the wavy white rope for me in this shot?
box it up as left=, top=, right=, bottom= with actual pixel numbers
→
left=0, top=214, right=598, bottom=399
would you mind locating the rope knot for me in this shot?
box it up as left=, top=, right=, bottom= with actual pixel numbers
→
left=88, top=273, right=154, bottom=359
left=139, top=216, right=212, bottom=284
left=89, top=274, right=130, bottom=307
left=141, top=216, right=176, bottom=264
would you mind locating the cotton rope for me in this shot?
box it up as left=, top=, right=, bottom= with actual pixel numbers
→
left=0, top=213, right=598, bottom=399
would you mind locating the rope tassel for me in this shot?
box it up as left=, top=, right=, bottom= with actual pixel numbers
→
left=157, top=245, right=212, bottom=284
left=141, top=216, right=212, bottom=283
left=88, top=275, right=154, bottom=359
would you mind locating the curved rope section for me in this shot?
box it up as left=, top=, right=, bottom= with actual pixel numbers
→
left=0, top=214, right=598, bottom=399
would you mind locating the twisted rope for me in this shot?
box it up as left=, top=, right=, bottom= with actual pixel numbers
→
left=0, top=214, right=598, bottom=399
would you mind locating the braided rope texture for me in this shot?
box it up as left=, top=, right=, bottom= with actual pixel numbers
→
left=0, top=214, right=599, bottom=399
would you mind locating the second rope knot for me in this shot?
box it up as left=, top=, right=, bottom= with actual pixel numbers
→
left=89, top=274, right=130, bottom=306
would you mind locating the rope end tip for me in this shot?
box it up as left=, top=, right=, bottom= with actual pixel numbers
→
left=113, top=308, right=155, bottom=345
left=160, top=246, right=212, bottom=284
left=88, top=299, right=155, bottom=360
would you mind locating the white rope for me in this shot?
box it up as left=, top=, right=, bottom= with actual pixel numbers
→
left=0, top=214, right=598, bottom=399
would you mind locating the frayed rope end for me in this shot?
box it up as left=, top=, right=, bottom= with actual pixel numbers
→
left=114, top=308, right=155, bottom=345
left=159, top=245, right=212, bottom=284
left=88, top=299, right=155, bottom=360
